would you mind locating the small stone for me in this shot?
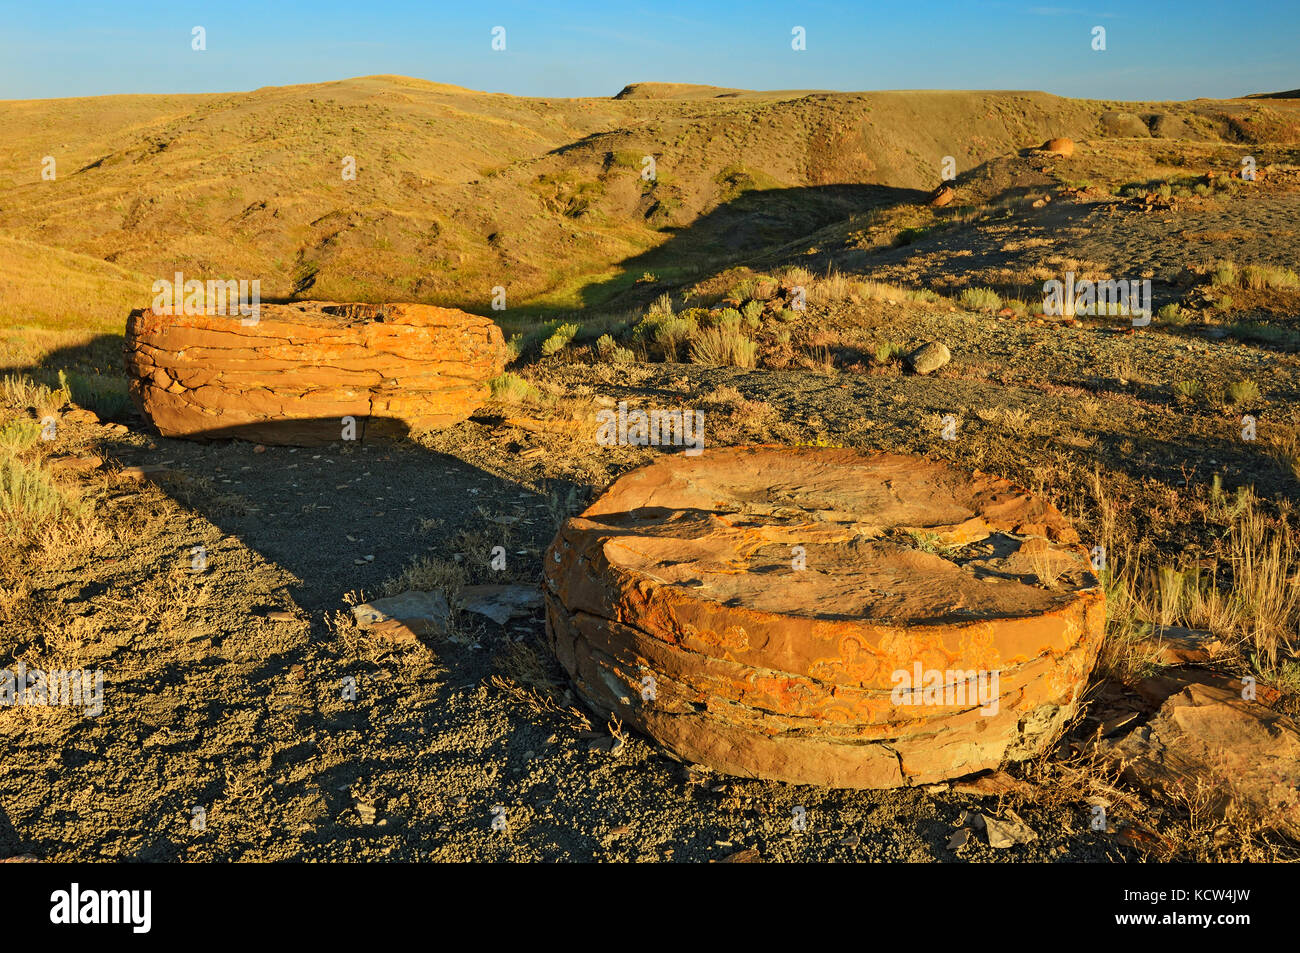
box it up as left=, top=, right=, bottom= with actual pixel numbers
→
left=947, top=828, right=972, bottom=849
left=119, top=464, right=184, bottom=484
left=49, top=454, right=103, bottom=472
left=983, top=811, right=1038, bottom=848
left=588, top=736, right=625, bottom=756
left=950, top=770, right=1034, bottom=799
left=253, top=444, right=267, bottom=453
left=351, top=590, right=450, bottom=642
left=905, top=341, right=951, bottom=375
left=63, top=408, right=99, bottom=425
left=265, top=610, right=296, bottom=622
left=356, top=801, right=377, bottom=825
left=838, top=834, right=861, bottom=847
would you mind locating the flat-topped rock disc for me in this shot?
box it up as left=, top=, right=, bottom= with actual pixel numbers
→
left=544, top=446, right=1105, bottom=788
left=125, top=300, right=505, bottom=445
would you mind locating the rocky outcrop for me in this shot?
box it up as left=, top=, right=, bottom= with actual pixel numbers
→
left=1098, top=670, right=1300, bottom=838
left=125, top=301, right=505, bottom=445
left=544, top=447, right=1105, bottom=788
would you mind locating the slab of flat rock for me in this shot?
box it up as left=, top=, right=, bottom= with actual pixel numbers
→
left=544, top=447, right=1105, bottom=788
left=125, top=301, right=506, bottom=446
left=459, top=584, right=543, bottom=625
left=983, top=810, right=1038, bottom=848
left=1097, top=672, right=1300, bottom=838
left=352, top=590, right=450, bottom=642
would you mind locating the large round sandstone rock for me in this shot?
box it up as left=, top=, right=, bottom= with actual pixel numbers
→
left=125, top=301, right=505, bottom=445
left=1040, top=137, right=1074, bottom=157
left=544, top=447, right=1105, bottom=788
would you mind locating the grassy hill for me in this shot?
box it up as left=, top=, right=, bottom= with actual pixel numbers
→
left=1, top=75, right=1296, bottom=339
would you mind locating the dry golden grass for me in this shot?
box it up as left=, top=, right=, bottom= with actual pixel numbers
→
left=0, top=236, right=149, bottom=339
left=1091, top=468, right=1299, bottom=684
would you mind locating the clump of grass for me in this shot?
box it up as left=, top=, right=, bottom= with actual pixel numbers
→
left=539, top=322, right=580, bottom=357
left=1172, top=379, right=1203, bottom=401
left=1229, top=321, right=1298, bottom=348
left=595, top=334, right=634, bottom=364
left=646, top=292, right=674, bottom=317
left=1157, top=303, right=1186, bottom=324
left=872, top=341, right=905, bottom=364
left=1241, top=264, right=1299, bottom=291
left=1226, top=379, right=1260, bottom=406
left=689, top=326, right=758, bottom=368
left=2, top=373, right=70, bottom=416
left=741, top=300, right=763, bottom=328
left=1211, top=260, right=1238, bottom=288
left=488, top=372, right=542, bottom=405
left=1095, top=468, right=1300, bottom=685
left=0, top=455, right=83, bottom=538
left=1262, top=426, right=1300, bottom=481
left=0, top=418, right=43, bottom=454
left=380, top=554, right=467, bottom=601
left=712, top=308, right=743, bottom=332
left=1209, top=260, right=1299, bottom=292
left=958, top=286, right=1002, bottom=313
left=63, top=371, right=132, bottom=421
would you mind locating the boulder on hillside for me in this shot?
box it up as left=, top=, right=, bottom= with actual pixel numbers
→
left=1147, top=113, right=1206, bottom=141
left=1040, top=137, right=1074, bottom=157
left=1100, top=111, right=1151, bottom=138
left=544, top=447, right=1105, bottom=789
left=125, top=301, right=506, bottom=446
left=929, top=184, right=956, bottom=207
left=906, top=341, right=951, bottom=374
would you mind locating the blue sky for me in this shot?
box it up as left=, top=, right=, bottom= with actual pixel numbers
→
left=1, top=0, right=1296, bottom=102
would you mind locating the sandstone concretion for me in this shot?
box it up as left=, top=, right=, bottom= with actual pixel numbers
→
left=928, top=185, right=956, bottom=207
left=125, top=301, right=506, bottom=445
left=1040, top=137, right=1075, bottom=157
left=544, top=447, right=1105, bottom=788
